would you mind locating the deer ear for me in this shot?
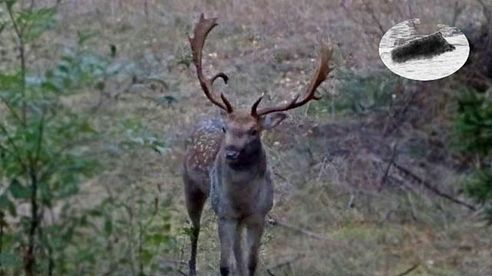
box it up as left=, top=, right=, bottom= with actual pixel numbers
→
left=260, top=113, right=287, bottom=130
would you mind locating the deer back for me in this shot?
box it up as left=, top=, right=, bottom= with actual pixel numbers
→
left=183, top=118, right=224, bottom=193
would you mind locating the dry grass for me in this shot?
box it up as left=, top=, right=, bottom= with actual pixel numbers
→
left=11, top=0, right=492, bottom=275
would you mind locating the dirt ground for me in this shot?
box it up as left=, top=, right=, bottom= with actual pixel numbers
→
left=4, top=0, right=492, bottom=275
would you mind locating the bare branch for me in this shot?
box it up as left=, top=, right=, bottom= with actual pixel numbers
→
left=267, top=216, right=338, bottom=242
left=396, top=263, right=420, bottom=276
left=392, top=162, right=476, bottom=211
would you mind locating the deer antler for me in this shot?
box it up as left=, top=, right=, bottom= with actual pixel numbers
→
left=251, top=44, right=333, bottom=117
left=189, top=14, right=233, bottom=113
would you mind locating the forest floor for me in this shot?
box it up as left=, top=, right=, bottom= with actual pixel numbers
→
left=16, top=0, right=492, bottom=275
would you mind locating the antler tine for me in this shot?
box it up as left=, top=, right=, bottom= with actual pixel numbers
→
left=189, top=14, right=233, bottom=113
left=252, top=43, right=333, bottom=117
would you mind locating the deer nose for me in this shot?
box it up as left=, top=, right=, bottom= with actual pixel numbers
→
left=225, top=147, right=240, bottom=160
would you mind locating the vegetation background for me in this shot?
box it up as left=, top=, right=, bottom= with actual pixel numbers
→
left=0, top=0, right=491, bottom=275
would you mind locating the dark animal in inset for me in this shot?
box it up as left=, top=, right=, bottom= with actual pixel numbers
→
left=391, top=32, right=456, bottom=63
left=183, top=14, right=333, bottom=276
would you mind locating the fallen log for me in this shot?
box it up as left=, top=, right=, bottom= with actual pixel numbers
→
left=391, top=32, right=456, bottom=63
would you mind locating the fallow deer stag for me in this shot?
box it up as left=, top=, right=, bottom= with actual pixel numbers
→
left=183, top=14, right=333, bottom=276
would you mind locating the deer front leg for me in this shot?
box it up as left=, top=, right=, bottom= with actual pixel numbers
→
left=245, top=217, right=265, bottom=276
left=218, top=217, right=237, bottom=275
left=233, top=223, right=246, bottom=275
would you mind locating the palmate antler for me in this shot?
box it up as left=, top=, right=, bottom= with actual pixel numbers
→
left=190, top=14, right=333, bottom=117
left=251, top=45, right=333, bottom=117
left=189, top=14, right=234, bottom=112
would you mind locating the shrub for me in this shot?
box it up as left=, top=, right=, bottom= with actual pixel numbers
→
left=0, top=1, right=111, bottom=274
left=455, top=88, right=492, bottom=222
left=330, top=69, right=399, bottom=116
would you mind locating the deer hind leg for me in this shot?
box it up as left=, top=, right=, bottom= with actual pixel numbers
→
left=245, top=218, right=265, bottom=276
left=184, top=176, right=208, bottom=276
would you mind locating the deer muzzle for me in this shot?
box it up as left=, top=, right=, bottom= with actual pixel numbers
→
left=224, top=146, right=241, bottom=161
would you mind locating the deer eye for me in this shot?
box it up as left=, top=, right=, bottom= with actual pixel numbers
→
left=222, top=127, right=226, bottom=133
left=249, top=129, right=258, bottom=136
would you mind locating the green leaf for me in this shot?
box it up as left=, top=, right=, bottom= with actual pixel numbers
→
left=0, top=73, right=22, bottom=90
left=140, top=248, right=153, bottom=265
left=5, top=0, right=16, bottom=10
left=88, top=209, right=102, bottom=217
left=58, top=64, right=69, bottom=74
left=0, top=194, right=10, bottom=209
left=77, top=30, right=97, bottom=45
left=17, top=8, right=56, bottom=42
left=41, top=80, right=61, bottom=92
left=104, top=217, right=112, bottom=237
left=7, top=199, right=16, bottom=217
left=0, top=252, right=22, bottom=268
left=9, top=178, right=30, bottom=199
left=145, top=233, right=169, bottom=246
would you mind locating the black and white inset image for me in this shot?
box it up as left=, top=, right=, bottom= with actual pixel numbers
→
left=379, top=19, right=470, bottom=81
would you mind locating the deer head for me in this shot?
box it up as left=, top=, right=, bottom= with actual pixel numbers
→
left=189, top=14, right=333, bottom=164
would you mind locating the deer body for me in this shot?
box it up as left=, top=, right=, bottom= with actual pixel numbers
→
left=210, top=147, right=273, bottom=219
left=183, top=14, right=333, bottom=276
left=184, top=114, right=276, bottom=275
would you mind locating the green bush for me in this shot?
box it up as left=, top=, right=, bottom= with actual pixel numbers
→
left=0, top=1, right=111, bottom=274
left=0, top=2, right=178, bottom=274
left=455, top=88, right=492, bottom=222
left=311, top=69, right=399, bottom=117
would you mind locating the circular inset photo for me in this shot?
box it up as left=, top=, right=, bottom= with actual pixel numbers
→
left=379, top=18, right=469, bottom=81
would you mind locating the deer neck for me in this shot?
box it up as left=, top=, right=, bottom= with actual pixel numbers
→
left=219, top=144, right=267, bottom=182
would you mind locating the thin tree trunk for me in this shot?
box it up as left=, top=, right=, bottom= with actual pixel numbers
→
left=0, top=213, right=4, bottom=276
left=25, top=170, right=39, bottom=276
